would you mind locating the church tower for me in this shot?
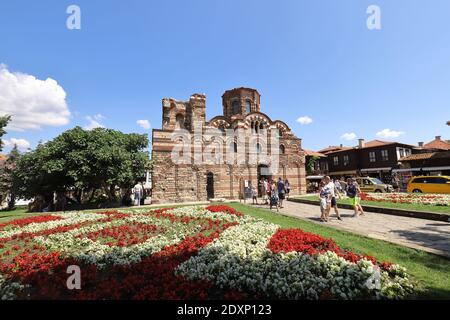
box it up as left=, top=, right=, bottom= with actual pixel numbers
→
left=222, top=88, right=261, bottom=120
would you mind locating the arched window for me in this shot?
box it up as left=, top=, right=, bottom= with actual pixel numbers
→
left=275, top=129, right=281, bottom=138
left=175, top=114, right=184, bottom=129
left=280, top=145, right=285, bottom=154
left=256, top=143, right=262, bottom=155
left=218, top=124, right=225, bottom=133
left=232, top=101, right=240, bottom=115
left=230, top=142, right=238, bottom=153
left=245, top=101, right=251, bottom=114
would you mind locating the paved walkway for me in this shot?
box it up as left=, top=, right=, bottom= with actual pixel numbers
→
left=250, top=199, right=450, bottom=258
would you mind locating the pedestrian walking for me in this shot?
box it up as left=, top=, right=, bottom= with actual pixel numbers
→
left=340, top=177, right=348, bottom=196
left=132, top=182, right=143, bottom=206
left=391, top=173, right=400, bottom=192
left=251, top=183, right=258, bottom=205
left=285, top=179, right=290, bottom=200
left=318, top=179, right=331, bottom=222
left=347, top=178, right=364, bottom=217
left=264, top=178, right=270, bottom=205
left=277, top=177, right=286, bottom=208
left=334, top=179, right=343, bottom=196
left=329, top=178, right=343, bottom=220
left=270, top=181, right=279, bottom=212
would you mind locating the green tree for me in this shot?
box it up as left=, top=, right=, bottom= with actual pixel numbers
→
left=306, top=156, right=320, bottom=175
left=0, top=144, right=21, bottom=210
left=0, top=115, right=11, bottom=152
left=14, top=126, right=149, bottom=205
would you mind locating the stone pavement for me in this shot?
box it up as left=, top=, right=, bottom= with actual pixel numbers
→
left=249, top=199, right=450, bottom=258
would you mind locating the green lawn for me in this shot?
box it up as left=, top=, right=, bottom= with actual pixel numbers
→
left=0, top=206, right=39, bottom=223
left=296, top=195, right=450, bottom=215
left=228, top=202, right=450, bottom=300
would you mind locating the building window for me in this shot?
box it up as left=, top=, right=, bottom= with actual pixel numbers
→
left=275, top=129, right=281, bottom=138
left=230, top=142, right=237, bottom=153
left=280, top=145, right=285, bottom=154
left=381, top=150, right=389, bottom=161
left=343, top=155, right=349, bottom=166
left=245, top=101, right=251, bottom=114
left=405, top=148, right=411, bottom=156
left=369, top=152, right=376, bottom=162
left=256, top=143, right=262, bottom=155
left=232, top=101, right=240, bottom=115
left=333, top=156, right=339, bottom=166
left=399, top=148, right=405, bottom=158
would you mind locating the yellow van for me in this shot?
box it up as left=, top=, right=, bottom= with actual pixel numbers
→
left=407, top=176, right=450, bottom=194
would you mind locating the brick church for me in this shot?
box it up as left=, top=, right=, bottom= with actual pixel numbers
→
left=151, top=87, right=306, bottom=204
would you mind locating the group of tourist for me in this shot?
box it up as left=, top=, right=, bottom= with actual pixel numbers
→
left=250, top=177, right=290, bottom=212
left=318, top=176, right=364, bottom=222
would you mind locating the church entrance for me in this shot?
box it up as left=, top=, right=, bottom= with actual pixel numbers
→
left=257, top=165, right=272, bottom=197
left=206, top=172, right=215, bottom=200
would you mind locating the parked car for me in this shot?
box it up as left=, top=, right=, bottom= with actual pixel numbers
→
left=354, top=177, right=393, bottom=193
left=407, top=175, right=450, bottom=194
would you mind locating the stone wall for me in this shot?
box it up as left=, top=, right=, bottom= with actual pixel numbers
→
left=151, top=88, right=307, bottom=204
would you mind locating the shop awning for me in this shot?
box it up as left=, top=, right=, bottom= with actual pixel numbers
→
left=392, top=166, right=450, bottom=173
left=360, top=167, right=392, bottom=172
left=306, top=175, right=324, bottom=180
left=328, top=170, right=358, bottom=175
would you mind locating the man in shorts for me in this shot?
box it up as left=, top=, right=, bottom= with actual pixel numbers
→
left=330, top=178, right=343, bottom=221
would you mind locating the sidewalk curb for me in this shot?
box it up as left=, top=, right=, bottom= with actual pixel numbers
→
left=288, top=198, right=450, bottom=223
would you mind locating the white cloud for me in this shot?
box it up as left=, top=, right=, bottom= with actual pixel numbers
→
left=376, top=128, right=405, bottom=139
left=0, top=64, right=71, bottom=132
left=137, top=119, right=151, bottom=130
left=3, top=138, right=31, bottom=151
left=296, top=116, right=313, bottom=125
left=84, top=114, right=105, bottom=130
left=340, top=132, right=357, bottom=141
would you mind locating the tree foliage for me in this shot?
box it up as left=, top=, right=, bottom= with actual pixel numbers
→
left=14, top=127, right=149, bottom=202
left=0, top=145, right=20, bottom=209
left=0, top=115, right=11, bottom=152
left=306, top=155, right=320, bottom=175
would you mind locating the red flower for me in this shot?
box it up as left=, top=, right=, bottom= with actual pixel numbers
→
left=267, top=228, right=393, bottom=269
left=206, top=205, right=242, bottom=216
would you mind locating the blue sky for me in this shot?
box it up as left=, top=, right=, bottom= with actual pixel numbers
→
left=0, top=0, right=449, bottom=152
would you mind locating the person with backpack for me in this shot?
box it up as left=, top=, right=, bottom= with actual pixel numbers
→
left=277, top=177, right=286, bottom=209
left=347, top=178, right=364, bottom=217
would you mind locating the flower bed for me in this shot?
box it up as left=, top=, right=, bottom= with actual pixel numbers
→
left=362, top=193, right=450, bottom=207
left=0, top=205, right=415, bottom=300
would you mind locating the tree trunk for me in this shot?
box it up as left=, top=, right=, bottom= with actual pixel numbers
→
left=7, top=193, right=15, bottom=211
